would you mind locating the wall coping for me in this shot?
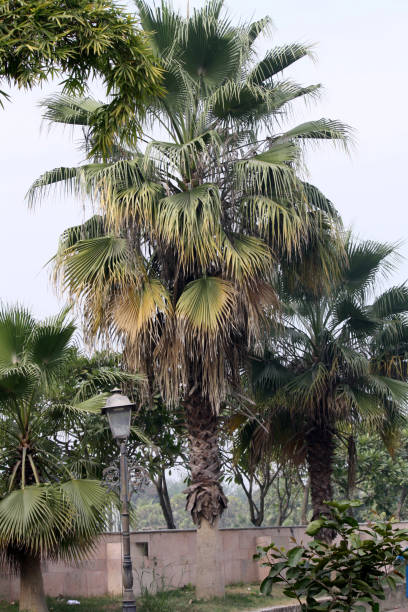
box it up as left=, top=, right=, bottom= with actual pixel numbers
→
left=100, top=521, right=408, bottom=536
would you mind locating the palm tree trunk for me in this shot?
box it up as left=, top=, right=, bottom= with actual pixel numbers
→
left=306, top=422, right=335, bottom=542
left=346, top=435, right=357, bottom=500
left=19, top=553, right=48, bottom=612
left=184, top=391, right=227, bottom=599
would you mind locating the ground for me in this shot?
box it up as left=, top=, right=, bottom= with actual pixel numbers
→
left=0, top=584, right=290, bottom=611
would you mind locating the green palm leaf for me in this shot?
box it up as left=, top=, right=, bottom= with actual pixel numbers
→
left=0, top=305, right=35, bottom=366
left=246, top=16, right=273, bottom=46
left=248, top=44, right=314, bottom=84
left=41, top=95, right=102, bottom=126
left=60, top=236, right=130, bottom=293
left=0, top=486, right=67, bottom=554
left=156, top=184, right=221, bottom=269
left=344, top=239, right=397, bottom=296
left=280, top=119, right=352, bottom=147
left=176, top=276, right=237, bottom=335
left=29, top=319, right=76, bottom=376
left=135, top=0, right=183, bottom=57
left=371, top=285, right=408, bottom=319
left=181, top=1, right=241, bottom=89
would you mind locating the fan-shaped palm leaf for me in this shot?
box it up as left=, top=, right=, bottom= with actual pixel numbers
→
left=176, top=276, right=237, bottom=335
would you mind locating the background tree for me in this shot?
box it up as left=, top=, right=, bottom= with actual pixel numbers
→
left=0, top=306, right=121, bottom=612
left=29, top=0, right=349, bottom=597
left=130, top=401, right=187, bottom=530
left=333, top=431, right=408, bottom=521
left=0, top=0, right=163, bottom=156
left=46, top=348, right=147, bottom=482
left=51, top=349, right=185, bottom=529
left=248, top=237, right=408, bottom=539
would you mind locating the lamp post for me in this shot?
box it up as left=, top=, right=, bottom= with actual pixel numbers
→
left=102, top=389, right=137, bottom=612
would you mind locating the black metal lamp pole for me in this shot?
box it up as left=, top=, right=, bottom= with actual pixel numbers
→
left=102, top=390, right=137, bottom=612
left=119, top=440, right=136, bottom=611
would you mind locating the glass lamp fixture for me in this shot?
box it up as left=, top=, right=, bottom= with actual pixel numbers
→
left=102, top=389, right=135, bottom=441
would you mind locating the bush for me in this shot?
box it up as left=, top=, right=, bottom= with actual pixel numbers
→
left=256, top=501, right=408, bottom=611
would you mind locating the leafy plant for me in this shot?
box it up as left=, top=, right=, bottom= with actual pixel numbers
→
left=0, top=0, right=163, bottom=156
left=256, top=501, right=408, bottom=611
left=0, top=306, right=134, bottom=612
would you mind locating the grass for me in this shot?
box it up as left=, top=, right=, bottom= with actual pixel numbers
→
left=0, top=583, right=291, bottom=612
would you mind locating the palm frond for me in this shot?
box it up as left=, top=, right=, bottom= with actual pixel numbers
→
left=0, top=305, right=35, bottom=366
left=222, top=233, right=272, bottom=281
left=176, top=276, right=237, bottom=335
left=371, top=285, right=408, bottom=319
left=41, top=95, right=102, bottom=127
left=181, top=1, right=241, bottom=90
left=248, top=44, right=314, bottom=84
left=57, top=236, right=130, bottom=295
left=279, top=119, right=353, bottom=150
left=113, top=278, right=172, bottom=341
left=29, top=318, right=76, bottom=376
left=156, top=184, right=221, bottom=269
left=246, top=16, right=273, bottom=46
left=344, top=239, right=399, bottom=297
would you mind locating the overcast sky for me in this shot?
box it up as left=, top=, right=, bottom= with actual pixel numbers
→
left=1, top=0, right=407, bottom=319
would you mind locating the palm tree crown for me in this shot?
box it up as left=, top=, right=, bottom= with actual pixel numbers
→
left=29, top=0, right=349, bottom=410
left=248, top=237, right=408, bottom=535
left=0, top=306, right=137, bottom=611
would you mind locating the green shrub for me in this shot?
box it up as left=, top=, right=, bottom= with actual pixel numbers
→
left=256, top=501, right=408, bottom=611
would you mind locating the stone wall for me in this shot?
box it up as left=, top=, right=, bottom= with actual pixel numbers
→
left=0, top=524, right=407, bottom=601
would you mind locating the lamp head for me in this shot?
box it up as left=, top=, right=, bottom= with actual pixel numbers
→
left=102, top=389, right=135, bottom=441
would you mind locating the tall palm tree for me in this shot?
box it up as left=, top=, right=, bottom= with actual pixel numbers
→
left=248, top=237, right=408, bottom=540
left=28, top=0, right=350, bottom=596
left=0, top=306, right=133, bottom=612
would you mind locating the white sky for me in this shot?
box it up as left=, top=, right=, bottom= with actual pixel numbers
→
left=1, top=0, right=407, bottom=319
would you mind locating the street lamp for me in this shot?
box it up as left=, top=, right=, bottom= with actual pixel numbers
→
left=102, top=389, right=137, bottom=612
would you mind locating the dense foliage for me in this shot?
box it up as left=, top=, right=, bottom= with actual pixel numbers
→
left=333, top=432, right=408, bottom=521
left=0, top=0, right=163, bottom=155
left=241, top=237, right=408, bottom=537
left=257, top=501, right=408, bottom=611
left=0, top=307, right=140, bottom=611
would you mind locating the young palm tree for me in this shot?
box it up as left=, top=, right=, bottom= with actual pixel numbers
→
left=247, top=237, right=408, bottom=539
left=28, top=0, right=350, bottom=596
left=0, top=306, right=131, bottom=612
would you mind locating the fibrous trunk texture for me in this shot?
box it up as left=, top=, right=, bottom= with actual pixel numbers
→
left=19, top=553, right=48, bottom=612
left=346, top=435, right=357, bottom=500
left=306, top=422, right=335, bottom=542
left=184, top=392, right=227, bottom=526
left=184, top=391, right=227, bottom=599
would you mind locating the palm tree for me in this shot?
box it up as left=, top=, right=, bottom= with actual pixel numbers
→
left=0, top=306, right=130, bottom=612
left=247, top=237, right=408, bottom=540
left=28, top=0, right=350, bottom=596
